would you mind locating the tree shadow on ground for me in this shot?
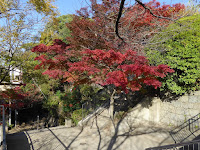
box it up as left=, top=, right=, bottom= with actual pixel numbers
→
left=20, top=109, right=174, bottom=150
left=17, top=89, right=182, bottom=150
left=31, top=126, right=84, bottom=150
left=74, top=88, right=177, bottom=150
left=66, top=127, right=84, bottom=149
left=92, top=107, right=174, bottom=150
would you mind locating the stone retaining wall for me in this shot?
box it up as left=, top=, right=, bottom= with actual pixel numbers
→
left=128, top=91, right=200, bottom=127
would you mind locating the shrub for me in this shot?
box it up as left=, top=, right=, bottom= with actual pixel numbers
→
left=61, top=86, right=82, bottom=117
left=71, top=109, right=88, bottom=126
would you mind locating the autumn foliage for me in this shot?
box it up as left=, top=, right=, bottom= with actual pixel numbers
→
left=32, top=0, right=183, bottom=88
left=66, top=49, right=174, bottom=93
left=32, top=39, right=71, bottom=79
left=30, top=0, right=185, bottom=118
left=66, top=0, right=185, bottom=51
left=32, top=40, right=174, bottom=93
left=0, top=85, right=42, bottom=109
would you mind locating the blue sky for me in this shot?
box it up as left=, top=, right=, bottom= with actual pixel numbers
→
left=54, top=0, right=189, bottom=16
left=54, top=0, right=89, bottom=15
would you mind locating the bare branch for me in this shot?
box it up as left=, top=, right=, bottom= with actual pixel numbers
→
left=135, top=0, right=175, bottom=21
left=115, top=0, right=178, bottom=44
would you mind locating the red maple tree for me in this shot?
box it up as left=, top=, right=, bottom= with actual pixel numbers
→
left=66, top=0, right=185, bottom=52
left=32, top=41, right=174, bottom=117
left=0, top=85, right=42, bottom=109
left=32, top=39, right=73, bottom=79
left=63, top=49, right=174, bottom=92
left=32, top=0, right=184, bottom=117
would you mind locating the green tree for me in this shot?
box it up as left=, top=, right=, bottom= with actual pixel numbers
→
left=146, top=14, right=200, bottom=94
left=0, top=0, right=56, bottom=18
left=18, top=49, right=67, bottom=119
left=0, top=0, right=57, bottom=84
left=40, top=14, right=73, bottom=45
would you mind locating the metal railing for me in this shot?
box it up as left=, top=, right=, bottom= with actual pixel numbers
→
left=170, top=113, right=200, bottom=143
left=78, top=100, right=109, bottom=126
left=0, top=105, right=6, bottom=150
left=146, top=113, right=200, bottom=150
left=81, top=99, right=109, bottom=120
left=146, top=139, right=200, bottom=150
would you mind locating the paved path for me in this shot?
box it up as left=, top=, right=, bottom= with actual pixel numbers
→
left=6, top=124, right=175, bottom=150
left=7, top=132, right=31, bottom=150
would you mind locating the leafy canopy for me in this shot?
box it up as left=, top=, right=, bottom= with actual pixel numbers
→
left=146, top=14, right=200, bottom=94
left=40, top=15, right=73, bottom=45
left=0, top=85, right=42, bottom=109
left=32, top=40, right=174, bottom=93
left=66, top=0, right=185, bottom=51
left=0, top=0, right=57, bottom=84
left=0, top=0, right=56, bottom=18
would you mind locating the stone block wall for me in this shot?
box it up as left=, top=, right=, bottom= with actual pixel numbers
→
left=159, top=91, right=200, bottom=126
left=127, top=91, right=200, bottom=127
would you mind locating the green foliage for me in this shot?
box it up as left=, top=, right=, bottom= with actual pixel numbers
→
left=19, top=51, right=47, bottom=84
left=80, top=84, right=110, bottom=102
left=71, top=109, right=88, bottom=126
left=0, top=13, right=30, bottom=83
left=0, top=66, right=10, bottom=82
left=61, top=86, right=82, bottom=117
left=115, top=111, right=126, bottom=120
left=0, top=0, right=56, bottom=84
left=146, top=14, right=200, bottom=94
left=0, top=0, right=57, bottom=17
left=28, top=0, right=57, bottom=16
left=60, top=84, right=109, bottom=120
left=80, top=84, right=100, bottom=101
left=6, top=122, right=15, bottom=130
left=40, top=14, right=73, bottom=45
left=58, top=115, right=65, bottom=125
left=48, top=95, right=59, bottom=107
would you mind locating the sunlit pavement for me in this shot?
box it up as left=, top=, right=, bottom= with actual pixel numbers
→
left=7, top=124, right=175, bottom=150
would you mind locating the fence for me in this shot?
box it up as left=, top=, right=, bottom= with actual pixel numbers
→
left=78, top=99, right=110, bottom=126
left=146, top=139, right=200, bottom=150
left=81, top=99, right=109, bottom=121
left=0, top=105, right=6, bottom=150
left=170, top=113, right=200, bottom=143
left=146, top=113, right=200, bottom=150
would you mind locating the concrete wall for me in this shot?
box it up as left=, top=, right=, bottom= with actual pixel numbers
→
left=127, top=91, right=200, bottom=127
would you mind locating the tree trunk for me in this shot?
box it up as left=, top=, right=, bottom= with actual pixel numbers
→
left=109, top=89, right=116, bottom=119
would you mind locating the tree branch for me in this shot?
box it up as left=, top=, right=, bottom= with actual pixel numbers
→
left=135, top=0, right=174, bottom=21
left=115, top=0, right=126, bottom=42
left=115, top=0, right=176, bottom=43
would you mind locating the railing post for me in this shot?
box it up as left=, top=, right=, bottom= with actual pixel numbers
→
left=0, top=105, right=6, bottom=150
left=169, top=132, right=176, bottom=144
left=37, top=115, right=39, bottom=130
left=82, top=104, right=83, bottom=125
left=15, top=109, right=18, bottom=128
left=2, top=106, right=6, bottom=150
left=189, top=119, right=191, bottom=132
